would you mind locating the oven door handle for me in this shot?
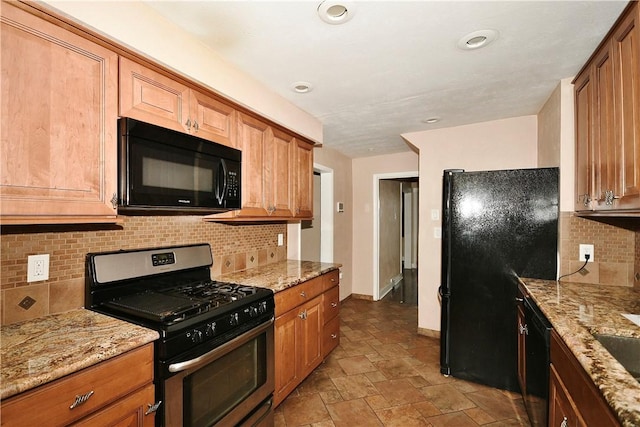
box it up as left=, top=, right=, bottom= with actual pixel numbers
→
left=168, top=318, right=274, bottom=373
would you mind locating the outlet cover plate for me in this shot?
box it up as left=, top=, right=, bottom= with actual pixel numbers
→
left=27, top=254, right=50, bottom=282
left=579, top=244, right=594, bottom=262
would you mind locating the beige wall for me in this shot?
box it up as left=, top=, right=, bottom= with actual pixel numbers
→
left=537, top=84, right=561, bottom=167
left=351, top=151, right=419, bottom=297
left=403, top=116, right=538, bottom=332
left=41, top=0, right=322, bottom=144
left=314, top=146, right=353, bottom=300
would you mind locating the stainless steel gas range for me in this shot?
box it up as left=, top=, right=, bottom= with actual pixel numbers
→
left=85, top=243, right=275, bottom=427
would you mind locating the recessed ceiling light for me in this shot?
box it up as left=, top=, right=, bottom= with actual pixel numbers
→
left=422, top=117, right=440, bottom=124
left=318, top=1, right=354, bottom=25
left=457, top=29, right=499, bottom=50
left=291, top=81, right=313, bottom=93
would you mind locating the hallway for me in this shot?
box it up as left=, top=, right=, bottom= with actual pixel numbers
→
left=273, top=292, right=530, bottom=426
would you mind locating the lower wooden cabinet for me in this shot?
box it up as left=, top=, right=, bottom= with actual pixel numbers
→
left=1, top=343, right=157, bottom=427
left=274, top=270, right=340, bottom=407
left=549, top=330, right=620, bottom=427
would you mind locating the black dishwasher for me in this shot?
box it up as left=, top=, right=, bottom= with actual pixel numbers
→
left=520, top=294, right=552, bottom=427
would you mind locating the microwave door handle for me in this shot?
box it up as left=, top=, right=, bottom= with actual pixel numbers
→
left=215, top=159, right=227, bottom=205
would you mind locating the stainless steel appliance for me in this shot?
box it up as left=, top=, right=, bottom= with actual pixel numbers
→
left=85, top=244, right=274, bottom=427
left=118, top=118, right=241, bottom=214
left=439, top=167, right=558, bottom=391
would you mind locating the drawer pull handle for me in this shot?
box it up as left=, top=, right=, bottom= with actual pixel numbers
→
left=300, top=291, right=306, bottom=298
left=331, top=333, right=338, bottom=339
left=69, top=390, right=94, bottom=409
left=145, top=401, right=162, bottom=415
left=560, top=417, right=568, bottom=427
left=331, top=302, right=338, bottom=308
left=518, top=322, right=528, bottom=335
left=298, top=310, right=307, bottom=320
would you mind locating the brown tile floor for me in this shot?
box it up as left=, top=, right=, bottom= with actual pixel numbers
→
left=274, top=293, right=531, bottom=426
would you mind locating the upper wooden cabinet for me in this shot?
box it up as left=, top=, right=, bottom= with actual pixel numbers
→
left=119, top=57, right=237, bottom=147
left=574, top=2, right=640, bottom=212
left=206, top=112, right=314, bottom=221
left=294, top=140, right=314, bottom=218
left=0, top=1, right=119, bottom=224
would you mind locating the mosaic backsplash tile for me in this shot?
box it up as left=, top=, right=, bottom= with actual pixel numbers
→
left=1, top=216, right=286, bottom=325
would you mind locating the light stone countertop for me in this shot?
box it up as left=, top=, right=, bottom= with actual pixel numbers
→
left=216, top=259, right=342, bottom=293
left=520, top=278, right=640, bottom=427
left=0, top=309, right=159, bottom=400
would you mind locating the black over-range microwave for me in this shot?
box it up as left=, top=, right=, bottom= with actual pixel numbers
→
left=118, top=118, right=241, bottom=214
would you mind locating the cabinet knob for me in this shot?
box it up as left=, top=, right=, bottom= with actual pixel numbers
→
left=300, top=291, right=306, bottom=298
left=298, top=310, right=307, bottom=320
left=579, top=193, right=591, bottom=207
left=185, top=118, right=192, bottom=130
left=518, top=323, right=528, bottom=335
left=604, top=190, right=620, bottom=205
left=331, top=333, right=338, bottom=339
left=560, top=417, right=568, bottom=427
left=193, top=120, right=199, bottom=132
left=331, top=302, right=338, bottom=308
left=145, top=401, right=162, bottom=415
left=110, top=193, right=118, bottom=209
left=69, top=390, right=94, bottom=409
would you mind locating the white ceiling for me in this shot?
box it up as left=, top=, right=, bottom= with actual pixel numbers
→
left=142, top=0, right=628, bottom=159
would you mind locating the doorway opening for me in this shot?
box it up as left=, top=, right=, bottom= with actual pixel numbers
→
left=373, top=172, right=418, bottom=302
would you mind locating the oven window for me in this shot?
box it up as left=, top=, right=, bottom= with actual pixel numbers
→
left=184, top=333, right=267, bottom=427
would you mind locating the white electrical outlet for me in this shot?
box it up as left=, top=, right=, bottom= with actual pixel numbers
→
left=27, top=254, right=50, bottom=282
left=579, top=244, right=594, bottom=262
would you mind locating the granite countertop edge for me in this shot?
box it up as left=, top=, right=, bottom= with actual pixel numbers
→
left=519, top=278, right=640, bottom=427
left=0, top=309, right=159, bottom=400
left=216, top=259, right=342, bottom=293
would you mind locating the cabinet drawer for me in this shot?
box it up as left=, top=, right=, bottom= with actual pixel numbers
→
left=1, top=343, right=154, bottom=427
left=322, top=285, right=340, bottom=322
left=71, top=383, right=156, bottom=427
left=322, top=315, right=340, bottom=357
left=322, top=270, right=340, bottom=291
left=275, top=276, right=324, bottom=317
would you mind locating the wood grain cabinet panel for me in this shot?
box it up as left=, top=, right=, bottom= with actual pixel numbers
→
left=274, top=271, right=340, bottom=407
left=0, top=1, right=118, bottom=224
left=1, top=344, right=156, bottom=427
left=574, top=2, right=640, bottom=212
left=614, top=5, right=640, bottom=209
left=549, top=330, right=620, bottom=427
left=119, top=57, right=237, bottom=148
left=294, top=140, right=314, bottom=219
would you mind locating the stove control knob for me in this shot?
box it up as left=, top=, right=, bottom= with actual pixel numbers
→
left=188, top=329, right=203, bottom=343
left=258, top=301, right=267, bottom=314
left=230, top=312, right=239, bottom=326
left=249, top=306, right=259, bottom=317
left=205, top=322, right=216, bottom=337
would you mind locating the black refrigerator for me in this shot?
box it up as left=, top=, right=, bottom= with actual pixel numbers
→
left=439, top=167, right=558, bottom=391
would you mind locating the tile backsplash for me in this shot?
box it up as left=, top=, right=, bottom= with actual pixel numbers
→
left=1, top=216, right=286, bottom=325
left=559, top=213, right=638, bottom=288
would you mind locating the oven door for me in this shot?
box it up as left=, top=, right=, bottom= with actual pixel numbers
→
left=163, top=319, right=274, bottom=427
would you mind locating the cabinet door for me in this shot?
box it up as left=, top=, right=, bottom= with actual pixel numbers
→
left=236, top=113, right=270, bottom=216
left=298, top=295, right=323, bottom=379
left=592, top=40, right=618, bottom=209
left=119, top=57, right=190, bottom=134
left=549, top=365, right=585, bottom=427
left=574, top=70, right=594, bottom=211
left=71, top=384, right=156, bottom=427
left=189, top=90, right=237, bottom=148
left=294, top=140, right=314, bottom=218
left=274, top=309, right=299, bottom=407
left=613, top=5, right=640, bottom=209
left=266, top=128, right=294, bottom=217
left=1, top=2, right=118, bottom=222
